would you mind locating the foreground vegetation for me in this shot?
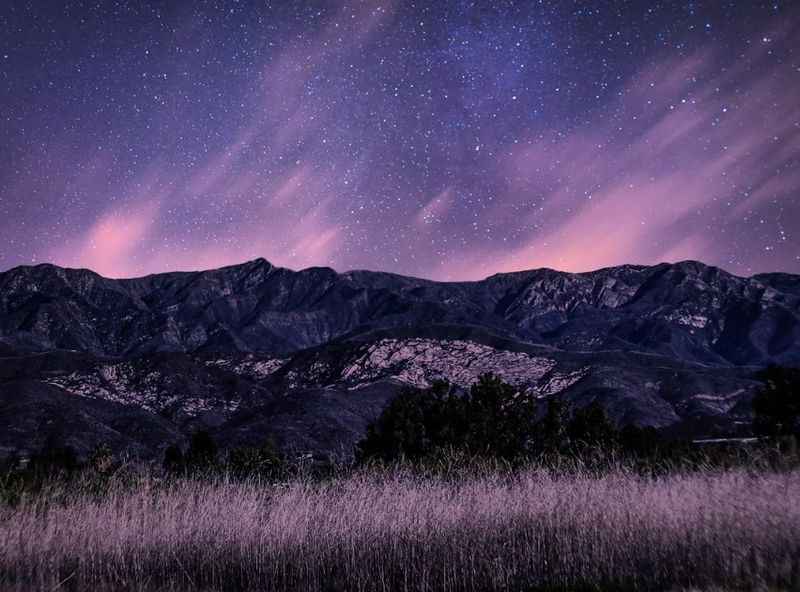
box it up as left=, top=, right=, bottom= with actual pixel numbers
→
left=1, top=367, right=798, bottom=591
left=1, top=466, right=798, bottom=591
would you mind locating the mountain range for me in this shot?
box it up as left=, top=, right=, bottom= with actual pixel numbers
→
left=0, top=258, right=798, bottom=461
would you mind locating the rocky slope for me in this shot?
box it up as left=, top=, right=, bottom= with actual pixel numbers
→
left=0, top=332, right=761, bottom=461
left=0, top=258, right=795, bottom=460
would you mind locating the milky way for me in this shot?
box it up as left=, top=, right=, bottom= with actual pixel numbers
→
left=1, top=1, right=798, bottom=279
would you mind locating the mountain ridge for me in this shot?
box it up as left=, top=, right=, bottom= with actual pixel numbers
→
left=0, top=257, right=797, bottom=460
left=0, top=257, right=797, bottom=366
left=3, top=257, right=777, bottom=283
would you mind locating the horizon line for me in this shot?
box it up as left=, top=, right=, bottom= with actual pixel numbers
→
left=0, top=257, right=793, bottom=284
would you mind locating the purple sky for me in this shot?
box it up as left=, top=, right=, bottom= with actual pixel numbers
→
left=1, top=1, right=798, bottom=280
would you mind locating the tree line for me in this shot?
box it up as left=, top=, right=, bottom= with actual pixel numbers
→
left=3, top=366, right=798, bottom=488
left=357, top=366, right=800, bottom=467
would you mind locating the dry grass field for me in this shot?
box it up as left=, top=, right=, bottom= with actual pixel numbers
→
left=1, top=467, right=799, bottom=591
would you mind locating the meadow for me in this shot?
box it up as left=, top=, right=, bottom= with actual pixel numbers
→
left=1, top=466, right=799, bottom=591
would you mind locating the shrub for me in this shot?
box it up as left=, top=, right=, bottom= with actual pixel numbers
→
left=227, top=439, right=287, bottom=481
left=162, top=431, right=224, bottom=476
left=88, top=444, right=114, bottom=475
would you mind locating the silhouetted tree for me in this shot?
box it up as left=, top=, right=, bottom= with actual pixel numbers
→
left=752, top=366, right=800, bottom=439
left=619, top=424, right=661, bottom=458
left=360, top=375, right=542, bottom=463
left=357, top=375, right=701, bottom=467
left=163, top=444, right=185, bottom=474
left=567, top=401, right=618, bottom=448
left=463, top=374, right=538, bottom=458
left=358, top=380, right=464, bottom=462
left=539, top=397, right=570, bottom=454
left=185, top=430, right=218, bottom=473
left=29, top=435, right=79, bottom=477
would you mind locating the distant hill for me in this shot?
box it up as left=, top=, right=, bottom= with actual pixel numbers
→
left=0, top=258, right=796, bottom=460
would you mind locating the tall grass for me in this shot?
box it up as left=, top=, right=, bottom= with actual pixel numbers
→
left=1, top=468, right=799, bottom=591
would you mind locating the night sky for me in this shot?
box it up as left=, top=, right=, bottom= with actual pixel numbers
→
left=1, top=1, right=798, bottom=280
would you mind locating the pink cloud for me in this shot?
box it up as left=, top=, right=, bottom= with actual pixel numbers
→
left=52, top=201, right=160, bottom=278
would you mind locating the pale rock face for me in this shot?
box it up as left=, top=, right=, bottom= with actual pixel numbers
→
left=42, top=338, right=594, bottom=420
left=205, top=356, right=287, bottom=380
left=664, top=311, right=711, bottom=329
left=244, top=358, right=287, bottom=379
left=685, top=390, right=748, bottom=415
left=339, top=338, right=557, bottom=390
left=46, top=360, right=243, bottom=417
left=536, top=368, right=590, bottom=398
left=47, top=363, right=156, bottom=410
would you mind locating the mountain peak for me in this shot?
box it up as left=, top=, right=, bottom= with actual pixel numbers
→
left=246, top=257, right=272, bottom=268
left=207, top=257, right=274, bottom=274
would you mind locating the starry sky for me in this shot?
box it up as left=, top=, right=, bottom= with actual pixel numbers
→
left=1, top=1, right=798, bottom=280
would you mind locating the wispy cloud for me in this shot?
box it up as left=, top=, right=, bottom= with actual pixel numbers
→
left=436, top=25, right=800, bottom=279
left=25, top=4, right=800, bottom=280
left=52, top=201, right=161, bottom=277
left=47, top=2, right=394, bottom=278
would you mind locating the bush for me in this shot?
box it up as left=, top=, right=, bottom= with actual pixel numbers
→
left=88, top=444, right=114, bottom=475
left=227, top=440, right=287, bottom=481
left=186, top=430, right=218, bottom=471
left=162, top=431, right=220, bottom=476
